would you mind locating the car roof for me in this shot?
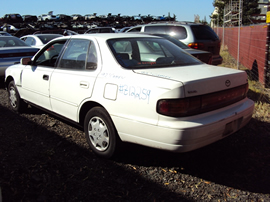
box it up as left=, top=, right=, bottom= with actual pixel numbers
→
left=34, top=34, right=63, bottom=36
left=88, top=27, right=115, bottom=29
left=83, top=33, right=161, bottom=39
left=133, top=22, right=203, bottom=27
left=51, top=33, right=161, bottom=42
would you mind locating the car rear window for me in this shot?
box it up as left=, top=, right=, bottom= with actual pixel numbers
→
left=37, top=34, right=62, bottom=44
left=190, top=25, right=219, bottom=41
left=144, top=25, right=187, bottom=39
left=107, top=37, right=201, bottom=69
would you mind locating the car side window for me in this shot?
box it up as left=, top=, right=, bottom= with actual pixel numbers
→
left=58, top=39, right=97, bottom=70
left=167, top=26, right=187, bottom=39
left=144, top=26, right=187, bottom=39
left=34, top=41, right=66, bottom=67
left=145, top=26, right=167, bottom=34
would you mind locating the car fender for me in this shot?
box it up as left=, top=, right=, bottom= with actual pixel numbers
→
left=5, top=64, right=24, bottom=86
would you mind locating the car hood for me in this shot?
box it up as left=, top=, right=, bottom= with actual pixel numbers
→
left=133, top=64, right=248, bottom=97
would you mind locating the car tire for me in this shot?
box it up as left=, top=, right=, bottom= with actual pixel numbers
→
left=7, top=81, right=27, bottom=113
left=84, top=107, right=120, bottom=158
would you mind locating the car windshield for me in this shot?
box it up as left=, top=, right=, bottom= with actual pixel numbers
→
left=0, top=36, right=28, bottom=47
left=107, top=37, right=201, bottom=69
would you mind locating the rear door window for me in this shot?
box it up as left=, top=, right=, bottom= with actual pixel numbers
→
left=58, top=39, right=97, bottom=70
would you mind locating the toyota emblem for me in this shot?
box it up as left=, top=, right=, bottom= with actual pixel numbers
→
left=225, top=80, right=231, bottom=87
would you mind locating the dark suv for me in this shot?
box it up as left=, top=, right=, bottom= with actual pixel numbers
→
left=126, top=22, right=222, bottom=65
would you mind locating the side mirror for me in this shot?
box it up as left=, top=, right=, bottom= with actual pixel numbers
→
left=21, top=57, right=32, bottom=65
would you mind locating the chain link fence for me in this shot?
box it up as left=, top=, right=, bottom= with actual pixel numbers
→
left=213, top=24, right=270, bottom=89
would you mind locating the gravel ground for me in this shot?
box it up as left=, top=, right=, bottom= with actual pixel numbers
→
left=0, top=82, right=270, bottom=201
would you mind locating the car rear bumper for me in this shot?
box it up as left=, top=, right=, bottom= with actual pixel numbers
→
left=211, top=55, right=223, bottom=65
left=113, top=98, right=254, bottom=152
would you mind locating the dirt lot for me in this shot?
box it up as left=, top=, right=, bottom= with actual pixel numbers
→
left=0, top=81, right=270, bottom=201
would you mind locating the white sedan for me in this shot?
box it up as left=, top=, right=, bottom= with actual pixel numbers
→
left=5, top=33, right=254, bottom=158
left=20, top=34, right=63, bottom=48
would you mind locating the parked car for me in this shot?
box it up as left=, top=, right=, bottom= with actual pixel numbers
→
left=141, top=33, right=213, bottom=64
left=38, top=14, right=57, bottom=21
left=0, top=36, right=39, bottom=77
left=84, top=27, right=116, bottom=34
left=1, top=24, right=20, bottom=32
left=5, top=34, right=254, bottom=158
left=126, top=22, right=223, bottom=65
left=71, top=14, right=84, bottom=21
left=22, top=15, right=38, bottom=22
left=1, top=13, right=23, bottom=23
left=84, top=14, right=96, bottom=21
left=20, top=34, right=63, bottom=48
left=56, top=14, right=71, bottom=22
left=132, top=15, right=142, bottom=21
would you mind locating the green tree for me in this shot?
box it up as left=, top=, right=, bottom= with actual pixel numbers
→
left=212, top=0, right=261, bottom=26
left=212, top=0, right=228, bottom=26
left=242, top=0, right=261, bottom=25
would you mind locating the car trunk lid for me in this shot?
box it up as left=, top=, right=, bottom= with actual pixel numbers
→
left=133, top=64, right=248, bottom=97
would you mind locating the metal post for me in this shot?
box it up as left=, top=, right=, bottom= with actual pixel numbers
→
left=265, top=1, right=270, bottom=87
left=237, top=0, right=242, bottom=70
left=217, top=14, right=219, bottom=37
left=223, top=7, right=225, bottom=50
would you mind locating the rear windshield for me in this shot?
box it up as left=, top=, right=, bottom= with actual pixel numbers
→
left=107, top=37, right=201, bottom=69
left=144, top=25, right=187, bottom=39
left=190, top=25, right=219, bottom=41
left=37, top=34, right=62, bottom=44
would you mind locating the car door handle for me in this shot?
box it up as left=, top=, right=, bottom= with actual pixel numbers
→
left=80, top=81, right=89, bottom=88
left=43, top=75, right=49, bottom=81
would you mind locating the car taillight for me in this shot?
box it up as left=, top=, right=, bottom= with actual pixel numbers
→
left=47, top=45, right=55, bottom=51
left=188, top=43, right=204, bottom=50
left=157, top=84, right=248, bottom=117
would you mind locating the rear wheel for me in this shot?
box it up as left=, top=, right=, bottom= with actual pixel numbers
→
left=7, top=81, right=27, bottom=113
left=84, top=107, right=120, bottom=158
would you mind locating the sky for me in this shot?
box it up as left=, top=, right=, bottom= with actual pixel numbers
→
left=0, top=0, right=215, bottom=23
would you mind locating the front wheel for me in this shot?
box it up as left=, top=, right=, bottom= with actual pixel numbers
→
left=7, top=81, right=27, bottom=113
left=84, top=107, right=120, bottom=158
